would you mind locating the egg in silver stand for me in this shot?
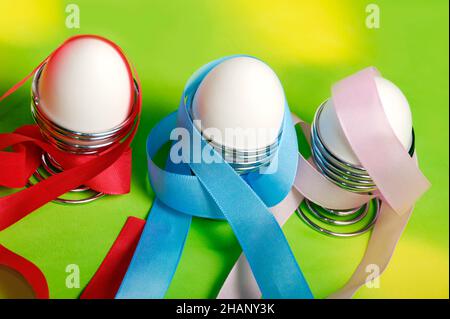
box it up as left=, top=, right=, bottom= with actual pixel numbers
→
left=191, top=56, right=286, bottom=175
left=297, top=76, right=416, bottom=237
left=28, top=36, right=138, bottom=204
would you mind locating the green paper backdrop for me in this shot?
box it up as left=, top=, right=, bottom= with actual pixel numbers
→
left=0, top=0, right=448, bottom=299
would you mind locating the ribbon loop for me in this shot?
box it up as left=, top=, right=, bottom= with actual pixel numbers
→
left=332, top=67, right=430, bottom=213
left=0, top=35, right=141, bottom=231
left=219, top=67, right=430, bottom=299
left=117, top=56, right=313, bottom=299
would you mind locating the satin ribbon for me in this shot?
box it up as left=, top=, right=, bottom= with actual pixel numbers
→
left=0, top=125, right=132, bottom=193
left=0, top=35, right=141, bottom=298
left=217, top=67, right=430, bottom=299
left=0, top=244, right=49, bottom=299
left=0, top=216, right=144, bottom=299
left=81, top=217, right=145, bottom=299
left=332, top=67, right=429, bottom=213
left=116, top=56, right=313, bottom=299
left=0, top=34, right=140, bottom=232
left=84, top=67, right=429, bottom=299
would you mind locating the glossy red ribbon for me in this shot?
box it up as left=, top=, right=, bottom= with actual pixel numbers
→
left=81, top=217, right=145, bottom=299
left=0, top=35, right=141, bottom=298
left=0, top=125, right=132, bottom=193
left=0, top=34, right=141, bottom=232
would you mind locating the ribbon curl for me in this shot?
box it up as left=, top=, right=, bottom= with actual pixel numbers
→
left=7, top=64, right=428, bottom=299
left=116, top=56, right=313, bottom=299
left=0, top=125, right=132, bottom=192
left=0, top=34, right=140, bottom=230
left=218, top=67, right=430, bottom=299
left=0, top=35, right=141, bottom=297
left=83, top=66, right=429, bottom=300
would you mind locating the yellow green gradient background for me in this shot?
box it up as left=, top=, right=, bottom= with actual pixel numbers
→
left=0, top=0, right=448, bottom=298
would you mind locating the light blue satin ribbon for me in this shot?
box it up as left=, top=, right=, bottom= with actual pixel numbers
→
left=116, top=56, right=313, bottom=299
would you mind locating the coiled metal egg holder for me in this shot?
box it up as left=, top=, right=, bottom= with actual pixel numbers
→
left=297, top=101, right=415, bottom=237
left=27, top=63, right=139, bottom=204
left=207, top=133, right=281, bottom=175
left=189, top=106, right=281, bottom=175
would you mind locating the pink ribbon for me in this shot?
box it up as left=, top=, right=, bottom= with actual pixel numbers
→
left=218, top=67, right=430, bottom=299
left=332, top=67, right=430, bottom=214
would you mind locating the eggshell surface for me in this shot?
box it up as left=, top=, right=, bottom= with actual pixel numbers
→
left=319, top=76, right=413, bottom=166
left=38, top=36, right=133, bottom=133
left=192, top=57, right=285, bottom=151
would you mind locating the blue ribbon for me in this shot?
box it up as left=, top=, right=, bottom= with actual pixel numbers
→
left=116, top=56, right=313, bottom=299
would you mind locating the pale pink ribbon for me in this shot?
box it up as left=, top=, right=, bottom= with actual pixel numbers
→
left=217, top=67, right=430, bottom=299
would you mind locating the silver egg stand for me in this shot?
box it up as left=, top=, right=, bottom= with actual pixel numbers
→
left=206, top=132, right=281, bottom=175
left=189, top=109, right=282, bottom=175
left=27, top=63, right=139, bottom=204
left=297, top=101, right=415, bottom=237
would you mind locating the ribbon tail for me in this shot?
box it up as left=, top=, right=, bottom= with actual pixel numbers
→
left=115, top=200, right=191, bottom=299
left=328, top=202, right=413, bottom=299
left=186, top=121, right=311, bottom=298
left=217, top=189, right=304, bottom=299
left=81, top=217, right=145, bottom=299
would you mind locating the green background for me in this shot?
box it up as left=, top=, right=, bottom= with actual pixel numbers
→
left=0, top=0, right=448, bottom=298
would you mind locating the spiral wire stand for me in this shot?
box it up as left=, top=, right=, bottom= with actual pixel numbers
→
left=206, top=132, right=282, bottom=175
left=297, top=101, right=415, bottom=237
left=188, top=93, right=282, bottom=175
left=27, top=63, right=139, bottom=204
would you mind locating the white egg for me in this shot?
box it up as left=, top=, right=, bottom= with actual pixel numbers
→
left=318, top=76, right=413, bottom=166
left=37, top=36, right=133, bottom=133
left=192, top=57, right=285, bottom=151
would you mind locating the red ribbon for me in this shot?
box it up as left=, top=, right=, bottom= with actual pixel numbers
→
left=0, top=34, right=141, bottom=231
left=0, top=125, right=132, bottom=193
left=0, top=35, right=141, bottom=298
left=0, top=244, right=49, bottom=299
left=81, top=217, right=145, bottom=299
